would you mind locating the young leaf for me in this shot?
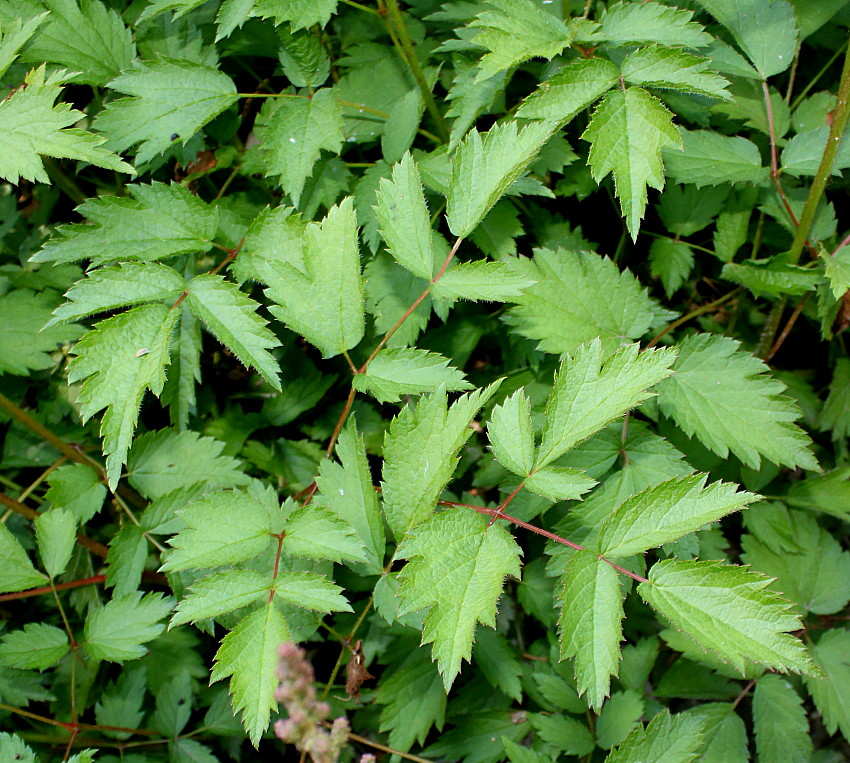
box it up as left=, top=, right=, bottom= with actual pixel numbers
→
left=32, top=182, right=219, bottom=266
left=264, top=197, right=365, bottom=358
left=558, top=549, right=624, bottom=711
left=663, top=130, right=768, bottom=188
left=353, top=347, right=472, bottom=403
left=605, top=709, right=705, bottom=763
left=805, top=629, right=850, bottom=741
left=281, top=505, right=368, bottom=565
left=381, top=382, right=501, bottom=541
left=0, top=623, right=68, bottom=670
left=83, top=592, right=173, bottom=663
left=34, top=507, right=76, bottom=579
left=639, top=560, right=813, bottom=674
left=487, top=388, right=535, bottom=477
left=171, top=570, right=271, bottom=627
left=185, top=274, right=281, bottom=391
left=597, top=475, right=758, bottom=558
left=396, top=507, right=522, bottom=689
left=446, top=120, right=555, bottom=238
left=272, top=570, right=351, bottom=613
left=657, top=334, right=818, bottom=470
left=94, top=59, right=238, bottom=164
left=583, top=87, right=682, bottom=240
left=752, top=674, right=811, bottom=762
left=430, top=261, right=535, bottom=302
left=210, top=604, right=290, bottom=746
left=0, top=65, right=133, bottom=184
left=68, top=303, right=178, bottom=488
left=524, top=467, right=596, bottom=502
left=536, top=340, right=677, bottom=470
left=621, top=45, right=731, bottom=100
left=597, top=2, right=712, bottom=47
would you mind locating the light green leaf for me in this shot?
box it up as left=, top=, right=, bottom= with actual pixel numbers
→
left=94, top=58, right=238, bottom=164
left=597, top=2, right=712, bottom=47
left=278, top=25, right=330, bottom=88
left=0, top=65, right=133, bottom=184
left=171, top=570, right=271, bottom=627
left=431, top=261, right=535, bottom=302
left=186, top=273, right=281, bottom=391
left=84, top=592, right=173, bottom=663
left=487, top=388, right=534, bottom=477
left=68, top=303, right=178, bottom=488
left=105, top=524, right=147, bottom=597
left=686, top=703, right=747, bottom=762
left=605, top=709, right=705, bottom=763
left=32, top=182, right=219, bottom=266
left=657, top=334, right=818, bottom=470
left=273, top=570, right=351, bottom=613
left=467, top=0, right=572, bottom=81
left=721, top=258, right=822, bottom=298
left=253, top=0, right=337, bottom=30
left=785, top=467, right=850, bottom=521
left=162, top=492, right=272, bottom=572
left=210, top=604, right=290, bottom=746
left=0, top=733, right=36, bottom=762
left=753, top=674, right=811, bottom=762
left=374, top=153, right=434, bottom=281
left=621, top=45, right=731, bottom=100
left=649, top=238, right=694, bottom=297
left=232, top=204, right=305, bottom=285
left=536, top=339, right=677, bottom=469
left=583, top=87, right=682, bottom=239
left=0, top=12, right=46, bottom=80
left=517, top=57, right=619, bottom=123
left=354, top=347, right=472, bottom=403
left=664, top=129, right=768, bottom=187
left=639, top=560, right=813, bottom=674
left=265, top=197, right=364, bottom=358
left=136, top=0, right=207, bottom=22
left=524, top=467, right=596, bottom=502
left=528, top=713, right=594, bottom=756
left=597, top=691, right=645, bottom=750
left=282, top=505, right=367, bottom=564
left=781, top=126, right=850, bottom=177
left=34, top=507, right=76, bottom=579
left=822, top=245, right=850, bottom=301
left=446, top=63, right=508, bottom=150
left=446, top=120, right=555, bottom=238
left=805, top=629, right=850, bottom=741
left=161, top=306, right=202, bottom=431
left=381, top=382, right=501, bottom=541
left=44, top=463, right=106, bottom=524
left=558, top=549, right=624, bottom=710
left=598, top=474, right=758, bottom=558
left=397, top=507, right=522, bottom=689
left=0, top=623, right=69, bottom=670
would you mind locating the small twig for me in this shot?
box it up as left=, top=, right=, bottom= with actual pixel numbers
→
left=645, top=289, right=740, bottom=349
left=763, top=293, right=810, bottom=363
left=731, top=678, right=758, bottom=710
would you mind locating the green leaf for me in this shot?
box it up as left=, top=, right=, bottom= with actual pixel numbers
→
left=94, top=666, right=146, bottom=740
left=0, top=623, right=69, bottom=670
left=524, top=467, right=596, bottom=502
left=397, top=507, right=522, bottom=688
left=621, top=45, right=731, bottom=100
left=265, top=197, right=364, bottom=358
left=32, top=182, right=219, bottom=266
left=536, top=339, right=677, bottom=469
left=0, top=12, right=46, bottom=80
left=664, top=129, right=768, bottom=187
left=162, top=492, right=272, bottom=572
left=785, top=467, right=850, bottom=521
left=819, top=357, right=850, bottom=439
left=528, top=713, right=594, bottom=756
left=83, top=592, right=173, bottom=663
left=472, top=627, right=522, bottom=701
left=597, top=691, right=645, bottom=750
left=446, top=63, right=508, bottom=150
left=381, top=382, right=501, bottom=541
left=686, top=703, right=747, bottom=762
left=822, top=245, right=850, bottom=300
left=278, top=25, right=330, bottom=88
left=0, top=65, right=133, bottom=184
left=502, top=737, right=550, bottom=763
left=781, top=126, right=850, bottom=177
left=597, top=474, right=757, bottom=557
left=605, top=709, right=705, bottom=763
left=721, top=258, right=822, bottom=298
left=253, top=0, right=337, bottom=30
left=430, top=261, right=535, bottom=302
left=354, top=347, right=472, bottom=403
left=557, top=549, right=624, bottom=710
left=44, top=464, right=106, bottom=524
left=68, top=303, right=178, bottom=488
left=171, top=570, right=271, bottom=627
left=505, top=248, right=661, bottom=355
left=150, top=670, right=192, bottom=737
left=161, top=306, right=202, bottom=430
left=583, top=87, right=682, bottom=240
left=696, top=0, right=798, bottom=79
left=105, top=524, right=147, bottom=597
left=210, top=604, right=290, bottom=746
left=94, top=58, right=238, bottom=165
left=446, top=120, right=555, bottom=238
left=487, top=388, right=534, bottom=477
left=467, top=0, right=573, bottom=81
left=649, top=238, right=694, bottom=297
left=34, top=507, right=76, bottom=579
left=257, top=88, right=343, bottom=204
left=517, top=57, right=619, bottom=123
left=639, top=560, right=813, bottom=675
left=374, top=152, right=434, bottom=281
left=0, top=733, right=36, bottom=763
left=752, top=674, right=811, bottom=762
left=657, top=334, right=818, bottom=470
left=805, top=629, right=850, bottom=741
left=281, top=505, right=367, bottom=564
left=273, top=570, right=351, bottom=613
left=596, top=2, right=712, bottom=47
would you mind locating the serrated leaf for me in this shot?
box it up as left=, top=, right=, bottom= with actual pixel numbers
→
left=0, top=65, right=133, bottom=184
left=504, top=248, right=660, bottom=355
left=822, top=245, right=850, bottom=300
left=32, top=182, right=219, bottom=266
left=664, top=129, right=768, bottom=187
left=34, top=507, right=76, bottom=579
left=0, top=13, right=46, bottom=80
left=528, top=713, right=594, bottom=756
left=649, top=238, right=694, bottom=297
left=265, top=197, right=364, bottom=358
left=45, top=463, right=106, bottom=524
left=597, top=474, right=757, bottom=558
left=446, top=120, right=555, bottom=238
left=94, top=58, right=238, bottom=165
left=467, top=0, right=572, bottom=81
left=381, top=382, right=501, bottom=541
left=431, top=261, right=535, bottom=302
left=597, top=2, right=712, bottom=47
left=685, top=703, right=747, bottom=762
left=558, top=549, right=624, bottom=710
left=162, top=492, right=272, bottom=572
left=536, top=339, right=677, bottom=469
left=446, top=62, right=508, bottom=150
left=105, top=524, right=147, bottom=597
left=805, top=629, right=850, bottom=741
left=583, top=87, right=682, bottom=239
left=597, top=691, right=645, bottom=750
left=524, top=467, right=596, bottom=502
left=819, top=356, right=850, bottom=439
left=781, top=126, right=850, bottom=177
left=171, top=570, right=270, bottom=627
left=281, top=505, right=367, bottom=564
left=0, top=733, right=36, bottom=762
left=210, top=604, right=290, bottom=746
left=0, top=623, right=69, bottom=670
left=639, top=560, right=813, bottom=674
left=517, top=57, right=619, bottom=123
left=253, top=0, right=337, bottom=30
left=621, top=45, right=731, bottom=100
left=278, top=25, right=330, bottom=88
left=488, top=388, right=534, bottom=477
left=94, top=666, right=146, bottom=739
left=606, top=710, right=704, bottom=763
left=354, top=347, right=472, bottom=402
left=161, top=306, right=202, bottom=430
left=721, top=258, right=822, bottom=298
left=397, top=507, right=522, bottom=688
left=150, top=670, right=193, bottom=738
left=68, top=303, right=178, bottom=488
left=83, top=592, right=172, bottom=663
left=657, top=334, right=818, bottom=470
left=473, top=627, right=522, bottom=701
left=273, top=570, right=351, bottom=613
left=753, top=674, right=811, bottom=762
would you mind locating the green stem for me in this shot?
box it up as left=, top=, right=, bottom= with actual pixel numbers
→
left=43, top=158, right=88, bottom=204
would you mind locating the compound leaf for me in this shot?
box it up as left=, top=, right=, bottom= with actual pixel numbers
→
left=0, top=13, right=46, bottom=80
left=171, top=570, right=271, bottom=627
left=272, top=570, right=351, bottom=613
